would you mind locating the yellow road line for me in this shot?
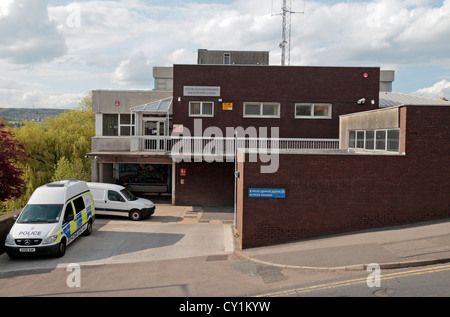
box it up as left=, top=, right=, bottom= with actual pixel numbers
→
left=256, top=264, right=450, bottom=297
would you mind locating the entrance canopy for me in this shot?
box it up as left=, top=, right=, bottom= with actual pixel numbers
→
left=131, top=97, right=173, bottom=138
left=131, top=97, right=173, bottom=115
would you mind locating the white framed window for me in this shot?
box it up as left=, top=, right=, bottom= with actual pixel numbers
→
left=102, top=113, right=135, bottom=136
left=119, top=113, right=135, bottom=136
left=295, top=103, right=332, bottom=119
left=189, top=101, right=214, bottom=117
left=243, top=102, right=280, bottom=118
left=223, top=53, right=231, bottom=65
left=348, top=129, right=400, bottom=152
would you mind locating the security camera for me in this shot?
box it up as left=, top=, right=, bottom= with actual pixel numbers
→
left=357, top=98, right=366, bottom=105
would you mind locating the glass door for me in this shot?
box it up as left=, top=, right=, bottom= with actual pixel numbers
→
left=143, top=120, right=166, bottom=151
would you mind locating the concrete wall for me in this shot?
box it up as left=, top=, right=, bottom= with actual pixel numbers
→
left=92, top=136, right=131, bottom=152
left=339, top=107, right=400, bottom=149
left=237, top=106, right=450, bottom=249
left=92, top=90, right=172, bottom=114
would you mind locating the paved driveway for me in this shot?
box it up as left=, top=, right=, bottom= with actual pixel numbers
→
left=0, top=205, right=235, bottom=273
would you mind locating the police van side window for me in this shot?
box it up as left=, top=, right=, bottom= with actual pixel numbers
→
left=73, top=196, right=85, bottom=214
left=64, top=203, right=74, bottom=223
left=83, top=193, right=92, bottom=207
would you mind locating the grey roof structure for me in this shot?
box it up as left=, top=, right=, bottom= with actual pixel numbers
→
left=380, top=92, right=450, bottom=108
left=131, top=97, right=173, bottom=114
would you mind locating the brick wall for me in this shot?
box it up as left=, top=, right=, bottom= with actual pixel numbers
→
left=173, top=65, right=380, bottom=139
left=175, top=161, right=235, bottom=206
left=237, top=106, right=450, bottom=249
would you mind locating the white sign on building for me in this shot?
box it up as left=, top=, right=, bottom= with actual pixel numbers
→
left=183, top=86, right=221, bottom=97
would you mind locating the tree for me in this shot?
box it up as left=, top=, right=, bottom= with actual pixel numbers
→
left=52, top=157, right=77, bottom=182
left=10, top=92, right=95, bottom=209
left=0, top=124, right=27, bottom=202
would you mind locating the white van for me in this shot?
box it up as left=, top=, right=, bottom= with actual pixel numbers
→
left=87, top=182, right=155, bottom=221
left=5, top=180, right=95, bottom=258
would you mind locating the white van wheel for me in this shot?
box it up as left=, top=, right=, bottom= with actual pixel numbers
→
left=130, top=210, right=142, bottom=221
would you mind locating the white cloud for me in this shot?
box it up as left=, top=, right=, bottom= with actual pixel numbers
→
left=1, top=0, right=450, bottom=109
left=0, top=77, right=82, bottom=109
left=285, top=0, right=450, bottom=66
left=0, top=88, right=81, bottom=109
left=112, top=51, right=153, bottom=87
left=0, top=0, right=67, bottom=64
left=413, top=79, right=450, bottom=99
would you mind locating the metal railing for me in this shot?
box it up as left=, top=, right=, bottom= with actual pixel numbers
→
left=131, top=136, right=339, bottom=153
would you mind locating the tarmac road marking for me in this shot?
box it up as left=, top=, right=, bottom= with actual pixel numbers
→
left=255, top=263, right=450, bottom=297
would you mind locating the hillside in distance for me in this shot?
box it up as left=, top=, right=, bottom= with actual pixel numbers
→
left=0, top=107, right=66, bottom=123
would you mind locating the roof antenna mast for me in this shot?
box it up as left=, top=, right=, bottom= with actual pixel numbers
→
left=273, top=0, right=305, bottom=66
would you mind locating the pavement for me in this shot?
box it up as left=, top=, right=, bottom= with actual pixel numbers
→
left=176, top=205, right=450, bottom=272
left=235, top=218, right=450, bottom=271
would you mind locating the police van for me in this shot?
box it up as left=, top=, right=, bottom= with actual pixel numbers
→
left=87, top=182, right=155, bottom=221
left=5, top=180, right=95, bottom=258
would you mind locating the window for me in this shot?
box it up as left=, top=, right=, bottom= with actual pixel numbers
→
left=108, top=190, right=125, bottom=202
left=73, top=196, right=85, bottom=214
left=64, top=203, right=74, bottom=223
left=365, top=130, right=375, bottom=150
left=189, top=102, right=214, bottom=117
left=349, top=131, right=356, bottom=148
left=348, top=129, right=400, bottom=152
left=387, top=130, right=400, bottom=152
left=103, top=114, right=118, bottom=136
left=356, top=131, right=365, bottom=149
left=223, top=53, right=231, bottom=65
left=119, top=114, right=135, bottom=136
left=376, top=130, right=386, bottom=150
left=103, top=114, right=135, bottom=136
left=244, top=102, right=280, bottom=118
left=295, top=103, right=332, bottom=119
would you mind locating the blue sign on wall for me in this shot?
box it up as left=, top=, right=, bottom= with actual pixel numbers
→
left=249, top=188, right=286, bottom=198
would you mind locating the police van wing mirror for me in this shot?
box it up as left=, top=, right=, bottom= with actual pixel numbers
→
left=13, top=214, right=18, bottom=221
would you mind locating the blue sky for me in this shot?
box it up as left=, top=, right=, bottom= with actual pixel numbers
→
left=0, top=0, right=449, bottom=108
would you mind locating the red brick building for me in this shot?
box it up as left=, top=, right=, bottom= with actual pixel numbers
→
left=236, top=105, right=450, bottom=249
left=172, top=65, right=381, bottom=206
left=89, top=62, right=449, bottom=249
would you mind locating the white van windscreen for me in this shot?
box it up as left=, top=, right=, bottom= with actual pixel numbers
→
left=17, top=205, right=63, bottom=224
left=121, top=189, right=138, bottom=201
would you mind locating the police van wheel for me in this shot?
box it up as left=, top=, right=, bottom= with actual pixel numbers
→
left=83, top=219, right=93, bottom=236
left=130, top=210, right=142, bottom=221
left=55, top=238, right=66, bottom=258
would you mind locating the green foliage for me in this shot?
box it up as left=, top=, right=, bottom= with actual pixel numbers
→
left=4, top=93, right=94, bottom=211
left=0, top=124, right=27, bottom=204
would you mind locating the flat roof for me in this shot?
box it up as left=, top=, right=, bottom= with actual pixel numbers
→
left=380, top=91, right=450, bottom=108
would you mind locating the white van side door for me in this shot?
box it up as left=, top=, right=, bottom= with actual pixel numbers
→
left=106, top=190, right=129, bottom=212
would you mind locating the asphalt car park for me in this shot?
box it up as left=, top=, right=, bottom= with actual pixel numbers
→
left=0, top=204, right=235, bottom=274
